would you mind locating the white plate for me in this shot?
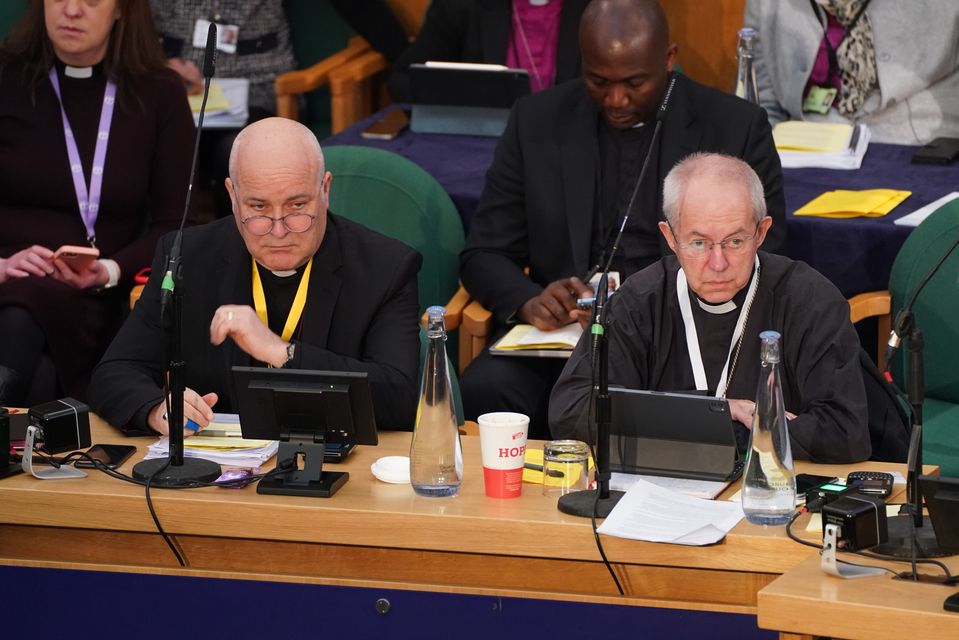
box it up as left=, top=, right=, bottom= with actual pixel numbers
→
left=371, top=456, right=410, bottom=484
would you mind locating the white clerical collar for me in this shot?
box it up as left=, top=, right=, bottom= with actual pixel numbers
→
left=270, top=269, right=297, bottom=277
left=64, top=65, right=93, bottom=79
left=696, top=297, right=737, bottom=315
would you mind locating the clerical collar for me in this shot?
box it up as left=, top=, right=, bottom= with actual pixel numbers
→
left=270, top=269, right=297, bottom=277
left=692, top=269, right=755, bottom=315
left=64, top=65, right=93, bottom=79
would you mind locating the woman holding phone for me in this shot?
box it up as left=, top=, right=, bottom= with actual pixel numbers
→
left=0, top=0, right=194, bottom=405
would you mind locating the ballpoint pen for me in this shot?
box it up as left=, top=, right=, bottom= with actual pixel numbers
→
left=524, top=462, right=565, bottom=478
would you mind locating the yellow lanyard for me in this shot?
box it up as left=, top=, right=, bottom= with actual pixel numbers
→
left=251, top=257, right=313, bottom=342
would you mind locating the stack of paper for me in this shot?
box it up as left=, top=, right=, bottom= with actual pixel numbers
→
left=491, top=323, right=583, bottom=354
left=609, top=472, right=732, bottom=500
left=774, top=121, right=871, bottom=170
left=143, top=414, right=277, bottom=468
left=189, top=78, right=250, bottom=129
left=794, top=188, right=912, bottom=218
left=597, top=480, right=744, bottom=545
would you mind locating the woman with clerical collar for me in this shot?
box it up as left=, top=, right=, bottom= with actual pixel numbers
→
left=0, top=0, right=195, bottom=406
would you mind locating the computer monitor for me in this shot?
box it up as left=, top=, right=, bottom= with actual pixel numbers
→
left=231, top=367, right=378, bottom=497
left=919, top=475, right=959, bottom=553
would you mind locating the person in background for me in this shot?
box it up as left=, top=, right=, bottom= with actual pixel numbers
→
left=388, top=0, right=591, bottom=102
left=90, top=118, right=421, bottom=436
left=152, top=0, right=409, bottom=219
left=0, top=0, right=194, bottom=405
left=743, top=0, right=959, bottom=145
left=550, top=153, right=871, bottom=463
left=458, top=0, right=784, bottom=439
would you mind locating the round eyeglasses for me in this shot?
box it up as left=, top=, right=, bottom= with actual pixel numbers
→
left=671, top=224, right=760, bottom=258
left=240, top=213, right=316, bottom=236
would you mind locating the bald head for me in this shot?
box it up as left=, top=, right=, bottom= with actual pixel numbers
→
left=580, top=0, right=670, bottom=57
left=663, top=153, right=767, bottom=228
left=229, top=117, right=324, bottom=187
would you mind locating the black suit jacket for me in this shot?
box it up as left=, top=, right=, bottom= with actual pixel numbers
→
left=89, top=214, right=422, bottom=433
left=460, top=74, right=787, bottom=325
left=388, top=0, right=590, bottom=102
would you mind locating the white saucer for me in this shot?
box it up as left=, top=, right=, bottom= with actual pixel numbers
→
left=371, top=456, right=410, bottom=484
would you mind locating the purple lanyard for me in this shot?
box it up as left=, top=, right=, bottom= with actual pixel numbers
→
left=48, top=67, right=117, bottom=246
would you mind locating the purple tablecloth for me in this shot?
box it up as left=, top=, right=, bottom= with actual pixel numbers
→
left=324, top=107, right=959, bottom=297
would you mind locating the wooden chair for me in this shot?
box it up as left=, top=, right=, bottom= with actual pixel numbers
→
left=275, top=0, right=428, bottom=136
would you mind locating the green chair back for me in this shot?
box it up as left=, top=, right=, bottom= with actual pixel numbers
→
left=888, top=198, right=959, bottom=474
left=323, top=145, right=465, bottom=314
left=0, top=1, right=26, bottom=40
left=283, top=0, right=354, bottom=139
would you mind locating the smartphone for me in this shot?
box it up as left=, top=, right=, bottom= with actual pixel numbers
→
left=911, top=137, right=959, bottom=165
left=795, top=473, right=839, bottom=494
left=75, top=444, right=136, bottom=469
left=361, top=109, right=409, bottom=140
left=576, top=296, right=595, bottom=310
left=846, top=470, right=894, bottom=497
left=52, top=244, right=100, bottom=270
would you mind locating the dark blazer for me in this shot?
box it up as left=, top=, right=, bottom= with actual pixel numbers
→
left=388, top=0, right=590, bottom=102
left=89, top=214, right=422, bottom=433
left=460, top=74, right=787, bottom=325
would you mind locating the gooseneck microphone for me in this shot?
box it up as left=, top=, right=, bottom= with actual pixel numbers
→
left=134, top=23, right=222, bottom=486
left=558, top=75, right=678, bottom=520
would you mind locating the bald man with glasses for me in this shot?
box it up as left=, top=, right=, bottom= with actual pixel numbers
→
left=550, top=153, right=872, bottom=464
left=90, top=118, right=422, bottom=435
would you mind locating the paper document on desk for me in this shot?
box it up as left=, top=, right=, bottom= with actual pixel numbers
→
left=775, top=122, right=870, bottom=169
left=894, top=191, right=959, bottom=227
left=610, top=472, right=731, bottom=500
left=794, top=188, right=911, bottom=218
left=597, top=479, right=744, bottom=545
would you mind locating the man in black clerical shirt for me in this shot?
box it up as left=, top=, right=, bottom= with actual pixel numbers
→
left=459, top=0, right=786, bottom=438
left=550, top=153, right=871, bottom=464
left=90, top=118, right=422, bottom=435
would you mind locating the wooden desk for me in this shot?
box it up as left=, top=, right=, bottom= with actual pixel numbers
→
left=0, top=416, right=919, bottom=615
left=758, top=555, right=959, bottom=640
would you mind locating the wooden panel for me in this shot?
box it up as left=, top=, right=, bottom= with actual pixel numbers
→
left=663, top=0, right=746, bottom=92
left=759, top=555, right=959, bottom=640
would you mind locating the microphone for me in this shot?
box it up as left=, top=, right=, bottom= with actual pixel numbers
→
left=159, top=22, right=217, bottom=311
left=133, top=23, right=222, bottom=487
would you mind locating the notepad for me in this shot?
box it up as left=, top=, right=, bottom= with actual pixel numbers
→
left=188, top=81, right=230, bottom=114
left=773, top=121, right=853, bottom=153
left=491, top=323, right=583, bottom=351
left=794, top=189, right=912, bottom=218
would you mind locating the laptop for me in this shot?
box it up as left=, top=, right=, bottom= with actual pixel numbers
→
left=609, top=388, right=744, bottom=482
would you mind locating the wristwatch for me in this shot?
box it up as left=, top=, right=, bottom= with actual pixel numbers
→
left=281, top=341, right=296, bottom=368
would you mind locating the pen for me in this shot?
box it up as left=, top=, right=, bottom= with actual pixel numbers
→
left=524, top=462, right=565, bottom=478
left=195, top=429, right=242, bottom=437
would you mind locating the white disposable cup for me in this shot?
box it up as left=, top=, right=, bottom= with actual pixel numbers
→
left=478, top=412, right=530, bottom=498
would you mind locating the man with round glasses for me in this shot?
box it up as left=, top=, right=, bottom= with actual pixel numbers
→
left=90, top=118, right=422, bottom=435
left=550, top=153, right=871, bottom=463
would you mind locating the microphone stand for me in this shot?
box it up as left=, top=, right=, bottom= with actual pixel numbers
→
left=559, top=274, right=624, bottom=517
left=133, top=24, right=222, bottom=486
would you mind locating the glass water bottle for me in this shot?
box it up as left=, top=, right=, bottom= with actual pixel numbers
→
left=410, top=306, right=463, bottom=497
left=734, top=27, right=760, bottom=104
left=742, top=330, right=796, bottom=525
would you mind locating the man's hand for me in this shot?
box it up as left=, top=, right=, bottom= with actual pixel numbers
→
left=166, top=57, right=204, bottom=95
left=728, top=398, right=797, bottom=429
left=50, top=257, right=109, bottom=289
left=210, top=304, right=290, bottom=367
left=147, top=388, right=218, bottom=436
left=0, top=245, right=55, bottom=284
left=518, top=277, right=593, bottom=331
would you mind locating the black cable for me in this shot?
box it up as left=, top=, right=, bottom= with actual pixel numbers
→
left=145, top=459, right=186, bottom=567
left=591, top=482, right=625, bottom=596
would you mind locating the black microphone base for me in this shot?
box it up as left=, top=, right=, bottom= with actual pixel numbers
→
left=133, top=457, right=221, bottom=486
left=871, top=515, right=951, bottom=559
left=557, top=489, right=624, bottom=518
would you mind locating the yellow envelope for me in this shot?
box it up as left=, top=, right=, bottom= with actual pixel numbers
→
left=794, top=189, right=912, bottom=218
left=188, top=81, right=230, bottom=113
